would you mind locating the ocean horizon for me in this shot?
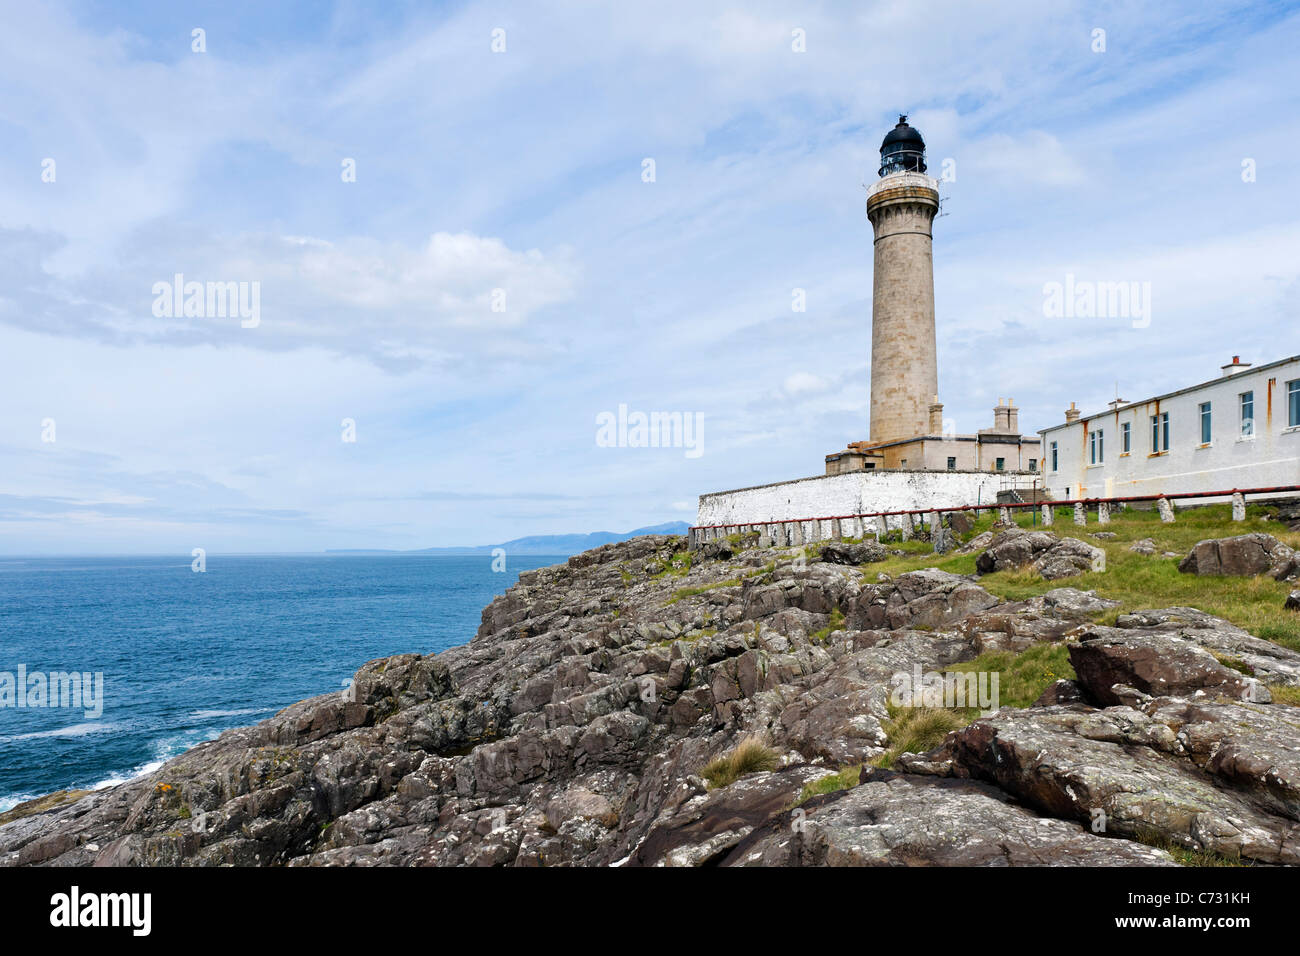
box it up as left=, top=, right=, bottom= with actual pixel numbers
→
left=0, top=553, right=566, bottom=812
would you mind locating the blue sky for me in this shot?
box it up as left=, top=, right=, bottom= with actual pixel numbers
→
left=1, top=0, right=1298, bottom=553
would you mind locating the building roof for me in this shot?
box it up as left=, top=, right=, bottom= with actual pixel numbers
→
left=881, top=116, right=924, bottom=149
left=1038, top=353, right=1300, bottom=435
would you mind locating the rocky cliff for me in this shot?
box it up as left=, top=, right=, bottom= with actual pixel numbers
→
left=4, top=531, right=1300, bottom=867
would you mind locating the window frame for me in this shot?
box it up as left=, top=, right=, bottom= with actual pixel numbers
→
left=1050, top=441, right=1058, bottom=472
left=1289, top=379, right=1300, bottom=429
left=1240, top=391, right=1254, bottom=437
left=1199, top=401, right=1212, bottom=445
left=1150, top=412, right=1170, bottom=453
left=1121, top=421, right=1131, bottom=454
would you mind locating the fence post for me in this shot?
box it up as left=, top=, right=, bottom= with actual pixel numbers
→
left=1041, top=503, right=1054, bottom=527
left=1073, top=503, right=1086, bottom=526
left=1098, top=502, right=1111, bottom=525
left=1157, top=497, right=1176, bottom=523
left=1232, top=493, right=1246, bottom=522
left=931, top=512, right=951, bottom=554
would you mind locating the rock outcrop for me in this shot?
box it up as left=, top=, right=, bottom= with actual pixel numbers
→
left=1178, top=533, right=1297, bottom=580
left=4, top=533, right=1300, bottom=867
left=974, top=530, right=1104, bottom=580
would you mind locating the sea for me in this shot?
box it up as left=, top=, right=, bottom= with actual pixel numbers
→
left=0, top=553, right=565, bottom=812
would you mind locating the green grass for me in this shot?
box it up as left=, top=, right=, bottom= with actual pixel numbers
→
left=667, top=577, right=741, bottom=604
left=1132, top=826, right=1250, bottom=867
left=870, top=705, right=971, bottom=769
left=949, top=643, right=1075, bottom=709
left=1270, top=685, right=1300, bottom=707
left=651, top=551, right=693, bottom=581
left=700, top=736, right=780, bottom=789
left=810, top=607, right=846, bottom=644
left=855, top=504, right=1300, bottom=650
left=652, top=626, right=715, bottom=648
left=794, top=765, right=862, bottom=806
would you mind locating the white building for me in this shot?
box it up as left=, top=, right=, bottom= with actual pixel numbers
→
left=1039, top=355, right=1300, bottom=501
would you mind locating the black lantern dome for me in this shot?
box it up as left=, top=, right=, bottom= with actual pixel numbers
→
left=878, top=115, right=926, bottom=177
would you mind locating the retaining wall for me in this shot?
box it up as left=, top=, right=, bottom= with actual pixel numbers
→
left=693, top=469, right=1014, bottom=548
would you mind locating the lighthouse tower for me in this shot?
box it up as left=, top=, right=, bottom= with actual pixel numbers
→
left=866, top=116, right=940, bottom=445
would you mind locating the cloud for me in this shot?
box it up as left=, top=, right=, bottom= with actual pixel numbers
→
left=780, top=372, right=831, bottom=397
left=0, top=227, right=577, bottom=370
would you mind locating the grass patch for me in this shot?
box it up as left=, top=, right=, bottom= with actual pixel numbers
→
left=851, top=504, right=1300, bottom=650
left=651, top=551, right=693, bottom=581
left=810, top=607, right=846, bottom=644
left=1132, top=826, right=1250, bottom=867
left=949, top=643, right=1075, bottom=709
left=1269, top=685, right=1300, bottom=707
left=700, top=736, right=780, bottom=789
left=652, top=626, right=715, bottom=648
left=667, top=577, right=742, bottom=604
left=1212, top=653, right=1253, bottom=675
left=794, top=765, right=862, bottom=806
left=870, top=705, right=971, bottom=769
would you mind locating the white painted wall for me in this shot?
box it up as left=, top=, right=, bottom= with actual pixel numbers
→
left=696, top=470, right=1011, bottom=527
left=1040, top=356, right=1300, bottom=501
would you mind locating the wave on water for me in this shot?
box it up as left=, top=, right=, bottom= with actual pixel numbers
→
left=1, top=724, right=227, bottom=812
left=0, top=793, right=37, bottom=813
left=0, top=722, right=120, bottom=742
left=89, top=758, right=167, bottom=792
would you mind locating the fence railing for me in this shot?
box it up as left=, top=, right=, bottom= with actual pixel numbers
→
left=688, top=483, right=1300, bottom=549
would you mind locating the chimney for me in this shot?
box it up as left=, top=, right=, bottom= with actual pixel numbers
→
left=1006, top=397, right=1019, bottom=434
left=993, top=398, right=1010, bottom=431
left=1065, top=402, right=1081, bottom=423
left=1221, top=355, right=1252, bottom=377
left=929, top=396, right=944, bottom=434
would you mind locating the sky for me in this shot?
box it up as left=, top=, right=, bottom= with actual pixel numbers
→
left=1, top=0, right=1298, bottom=553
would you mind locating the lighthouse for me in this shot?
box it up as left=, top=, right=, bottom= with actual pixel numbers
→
left=866, top=116, right=940, bottom=445
left=822, top=116, right=1038, bottom=475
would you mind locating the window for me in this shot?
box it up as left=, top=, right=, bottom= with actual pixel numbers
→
left=1089, top=429, right=1104, bottom=464
left=995, top=457, right=1005, bottom=472
left=1121, top=422, right=1131, bottom=453
left=1151, top=412, right=1169, bottom=452
left=1199, top=402, right=1212, bottom=444
left=1290, top=380, right=1300, bottom=428
left=900, top=459, right=907, bottom=469
left=946, top=456, right=957, bottom=471
left=1050, top=441, right=1058, bottom=472
left=1241, top=391, right=1254, bottom=437
left=1028, top=459, right=1038, bottom=472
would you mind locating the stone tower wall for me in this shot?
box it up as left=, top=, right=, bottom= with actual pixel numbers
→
left=867, top=176, right=940, bottom=445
